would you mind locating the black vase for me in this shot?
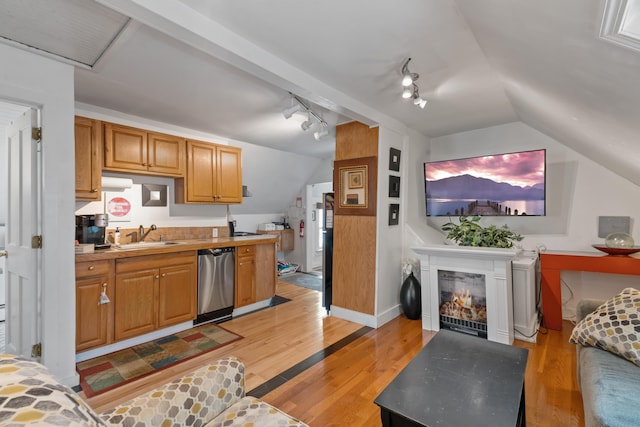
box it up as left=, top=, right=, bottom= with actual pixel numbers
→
left=400, top=272, right=421, bottom=320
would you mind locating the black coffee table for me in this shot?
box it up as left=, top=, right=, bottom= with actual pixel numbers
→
left=374, top=329, right=528, bottom=427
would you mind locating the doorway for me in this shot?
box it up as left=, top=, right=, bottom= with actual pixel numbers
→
left=0, top=99, right=38, bottom=355
left=305, top=182, right=332, bottom=275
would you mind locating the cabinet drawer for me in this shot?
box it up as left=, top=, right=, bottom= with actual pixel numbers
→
left=116, top=251, right=196, bottom=273
left=236, top=245, right=255, bottom=257
left=76, top=260, right=111, bottom=278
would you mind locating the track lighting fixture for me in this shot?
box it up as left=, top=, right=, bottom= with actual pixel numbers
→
left=400, top=58, right=427, bottom=109
left=282, top=93, right=329, bottom=137
left=401, top=58, right=419, bottom=87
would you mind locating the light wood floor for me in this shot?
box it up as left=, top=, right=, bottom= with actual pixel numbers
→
left=82, top=281, right=584, bottom=426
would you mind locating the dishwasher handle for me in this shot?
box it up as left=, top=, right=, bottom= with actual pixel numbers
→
left=199, top=247, right=235, bottom=257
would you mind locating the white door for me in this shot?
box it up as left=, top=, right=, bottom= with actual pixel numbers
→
left=4, top=108, right=40, bottom=359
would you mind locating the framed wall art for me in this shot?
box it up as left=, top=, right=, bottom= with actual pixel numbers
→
left=389, top=175, right=400, bottom=198
left=333, top=156, right=377, bottom=216
left=389, top=147, right=401, bottom=172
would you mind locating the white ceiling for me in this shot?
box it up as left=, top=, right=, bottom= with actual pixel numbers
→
left=3, top=0, right=640, bottom=183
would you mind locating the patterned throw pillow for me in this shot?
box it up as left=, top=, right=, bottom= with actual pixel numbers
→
left=570, top=287, right=640, bottom=366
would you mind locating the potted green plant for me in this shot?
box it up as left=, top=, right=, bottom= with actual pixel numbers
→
left=442, top=215, right=523, bottom=248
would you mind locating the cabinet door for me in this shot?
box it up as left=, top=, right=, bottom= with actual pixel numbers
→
left=185, top=140, right=216, bottom=202
left=76, top=275, right=111, bottom=351
left=281, top=229, right=295, bottom=251
left=148, top=132, right=185, bottom=176
left=157, top=263, right=197, bottom=328
left=115, top=269, right=158, bottom=341
left=235, top=246, right=256, bottom=307
left=216, top=145, right=243, bottom=203
left=104, top=123, right=148, bottom=173
left=75, top=116, right=102, bottom=201
left=255, top=243, right=276, bottom=302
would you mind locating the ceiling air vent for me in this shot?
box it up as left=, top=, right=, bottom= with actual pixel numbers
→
left=0, top=0, right=130, bottom=68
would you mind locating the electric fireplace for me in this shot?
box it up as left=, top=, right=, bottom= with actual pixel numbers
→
left=412, top=244, right=520, bottom=345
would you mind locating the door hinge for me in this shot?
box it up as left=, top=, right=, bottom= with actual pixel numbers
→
left=32, top=343, right=42, bottom=358
left=32, top=235, right=42, bottom=249
left=32, top=127, right=42, bottom=141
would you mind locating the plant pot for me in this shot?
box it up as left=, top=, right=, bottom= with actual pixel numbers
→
left=400, top=272, right=421, bottom=320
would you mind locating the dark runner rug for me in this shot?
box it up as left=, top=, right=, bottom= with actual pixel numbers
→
left=278, top=272, right=322, bottom=291
left=77, top=322, right=242, bottom=397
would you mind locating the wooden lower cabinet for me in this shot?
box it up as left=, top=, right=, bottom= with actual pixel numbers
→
left=255, top=243, right=276, bottom=301
left=115, top=252, right=197, bottom=341
left=114, top=268, right=158, bottom=341
left=235, top=243, right=277, bottom=308
left=158, top=263, right=198, bottom=328
left=75, top=260, right=114, bottom=352
left=235, top=245, right=256, bottom=307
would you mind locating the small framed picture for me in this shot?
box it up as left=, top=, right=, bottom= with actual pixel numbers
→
left=333, top=156, right=377, bottom=216
left=389, top=148, right=401, bottom=172
left=389, top=175, right=400, bottom=198
left=389, top=204, right=400, bottom=225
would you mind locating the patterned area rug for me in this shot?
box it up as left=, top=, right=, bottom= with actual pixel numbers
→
left=77, top=323, right=242, bottom=397
left=278, top=272, right=322, bottom=291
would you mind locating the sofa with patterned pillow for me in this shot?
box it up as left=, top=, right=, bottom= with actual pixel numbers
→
left=0, top=354, right=309, bottom=426
left=571, top=288, right=640, bottom=427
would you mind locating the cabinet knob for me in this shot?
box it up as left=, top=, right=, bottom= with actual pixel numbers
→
left=161, top=273, right=166, bottom=277
left=155, top=275, right=160, bottom=279
left=88, top=266, right=95, bottom=271
left=90, top=188, right=98, bottom=193
left=142, top=162, right=147, bottom=166
left=148, top=164, right=153, bottom=167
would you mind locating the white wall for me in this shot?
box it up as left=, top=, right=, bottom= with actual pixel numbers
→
left=375, top=126, right=405, bottom=326
left=404, top=121, right=640, bottom=320
left=0, top=44, right=76, bottom=383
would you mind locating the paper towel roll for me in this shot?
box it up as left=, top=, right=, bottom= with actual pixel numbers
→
left=101, top=176, right=133, bottom=191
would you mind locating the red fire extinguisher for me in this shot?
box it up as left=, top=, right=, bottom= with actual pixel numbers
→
left=299, top=220, right=305, bottom=238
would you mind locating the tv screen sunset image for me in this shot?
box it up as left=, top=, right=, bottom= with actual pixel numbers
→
left=425, top=150, right=546, bottom=217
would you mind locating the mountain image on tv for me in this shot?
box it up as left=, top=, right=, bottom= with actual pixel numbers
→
left=428, top=174, right=545, bottom=200
left=424, top=149, right=546, bottom=216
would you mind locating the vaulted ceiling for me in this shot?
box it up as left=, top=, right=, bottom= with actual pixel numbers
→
left=3, top=0, right=640, bottom=184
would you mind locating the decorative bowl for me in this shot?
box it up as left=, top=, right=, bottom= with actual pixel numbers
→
left=592, top=245, right=640, bottom=256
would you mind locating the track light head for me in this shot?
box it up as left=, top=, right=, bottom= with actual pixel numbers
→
left=301, top=116, right=313, bottom=131
left=414, top=97, right=427, bottom=109
left=401, top=57, right=419, bottom=87
left=282, top=103, right=302, bottom=119
left=314, top=125, right=329, bottom=140
left=402, top=86, right=412, bottom=99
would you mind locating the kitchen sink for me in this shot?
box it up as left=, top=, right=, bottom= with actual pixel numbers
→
left=115, top=241, right=183, bottom=250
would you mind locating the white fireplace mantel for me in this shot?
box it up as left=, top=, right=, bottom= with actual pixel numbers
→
left=412, top=244, right=522, bottom=345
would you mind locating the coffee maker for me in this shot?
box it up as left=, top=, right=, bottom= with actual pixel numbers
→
left=75, top=214, right=108, bottom=246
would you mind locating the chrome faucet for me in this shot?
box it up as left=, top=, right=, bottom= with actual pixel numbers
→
left=139, top=224, right=157, bottom=242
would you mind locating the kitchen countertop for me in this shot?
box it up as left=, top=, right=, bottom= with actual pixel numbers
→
left=75, top=234, right=279, bottom=262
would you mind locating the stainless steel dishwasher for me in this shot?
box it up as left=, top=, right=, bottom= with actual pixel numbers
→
left=195, top=247, right=235, bottom=325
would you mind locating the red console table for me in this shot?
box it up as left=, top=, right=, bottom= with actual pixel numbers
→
left=540, top=251, right=640, bottom=330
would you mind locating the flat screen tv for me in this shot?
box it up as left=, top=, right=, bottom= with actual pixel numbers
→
left=424, top=149, right=546, bottom=217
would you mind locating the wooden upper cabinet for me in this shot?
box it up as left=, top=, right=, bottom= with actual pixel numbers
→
left=217, top=145, right=243, bottom=203
left=148, top=132, right=186, bottom=176
left=75, top=116, right=102, bottom=201
left=175, top=139, right=242, bottom=204
left=103, top=122, right=185, bottom=177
